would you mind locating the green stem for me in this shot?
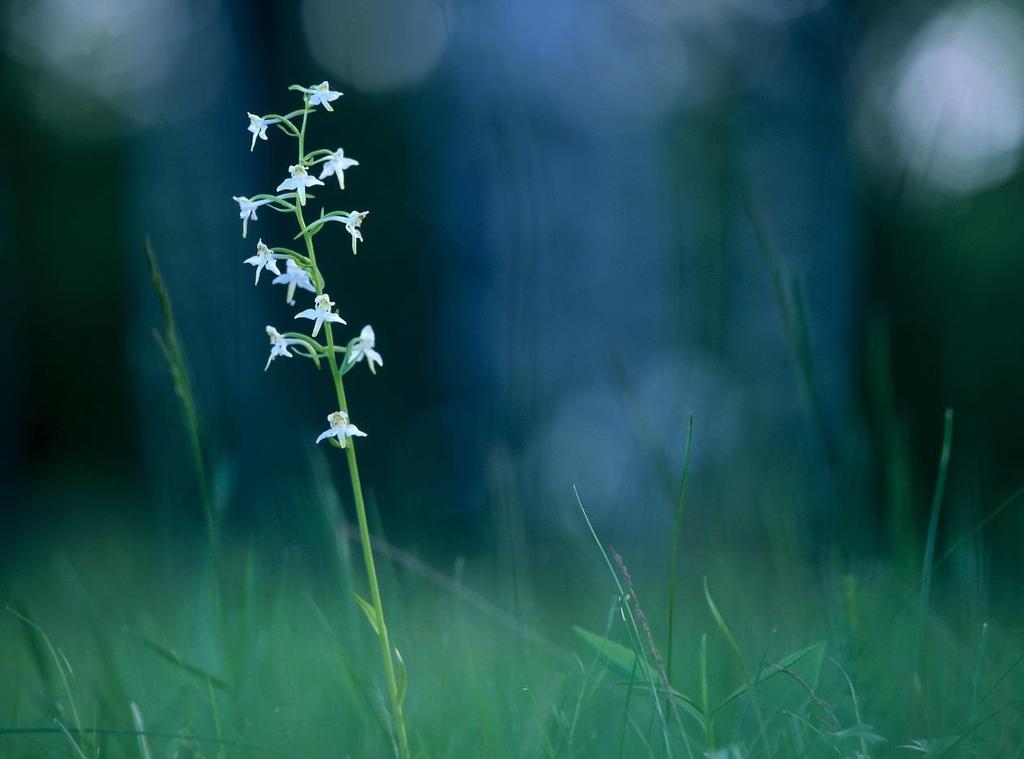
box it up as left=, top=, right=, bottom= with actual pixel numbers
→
left=297, top=101, right=309, bottom=161
left=292, top=102, right=410, bottom=758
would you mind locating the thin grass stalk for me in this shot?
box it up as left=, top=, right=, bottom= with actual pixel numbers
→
left=0, top=727, right=291, bottom=756
left=831, top=658, right=868, bottom=758
left=930, top=482, right=1024, bottom=576
left=612, top=549, right=695, bottom=759
left=920, top=408, right=954, bottom=609
left=616, top=658, right=639, bottom=759
left=702, top=578, right=770, bottom=753
left=968, top=623, right=988, bottom=737
left=744, top=193, right=841, bottom=523
left=144, top=238, right=219, bottom=566
left=700, top=634, right=713, bottom=753
left=573, top=486, right=674, bottom=758
left=666, top=415, right=694, bottom=698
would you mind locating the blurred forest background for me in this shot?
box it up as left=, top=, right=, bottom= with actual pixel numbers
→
left=2, top=0, right=1024, bottom=582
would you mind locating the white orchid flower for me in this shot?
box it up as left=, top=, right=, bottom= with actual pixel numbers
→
left=316, top=410, right=367, bottom=447
left=295, top=292, right=346, bottom=337
left=276, top=164, right=323, bottom=206
left=318, top=148, right=359, bottom=190
left=247, top=112, right=278, bottom=151
left=264, top=325, right=302, bottom=371
left=348, top=325, right=383, bottom=374
left=300, top=81, right=343, bottom=111
left=308, top=210, right=368, bottom=254
left=243, top=239, right=281, bottom=285
left=233, top=195, right=271, bottom=238
left=271, top=258, right=316, bottom=306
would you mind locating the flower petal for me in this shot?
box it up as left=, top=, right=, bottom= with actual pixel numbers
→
left=345, top=424, right=367, bottom=438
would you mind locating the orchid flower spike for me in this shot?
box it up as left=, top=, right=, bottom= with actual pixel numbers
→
left=301, top=81, right=343, bottom=111
left=243, top=239, right=281, bottom=285
left=247, top=113, right=279, bottom=151
left=271, top=258, right=316, bottom=306
left=233, top=195, right=271, bottom=238
left=276, top=164, right=323, bottom=206
left=348, top=325, right=383, bottom=374
left=318, top=148, right=359, bottom=190
left=264, top=326, right=302, bottom=371
left=295, top=292, right=346, bottom=337
left=316, top=410, right=367, bottom=447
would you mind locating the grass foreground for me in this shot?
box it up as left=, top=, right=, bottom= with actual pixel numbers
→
left=2, top=467, right=1023, bottom=759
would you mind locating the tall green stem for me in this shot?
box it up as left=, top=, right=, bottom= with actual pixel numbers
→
left=293, top=103, right=410, bottom=759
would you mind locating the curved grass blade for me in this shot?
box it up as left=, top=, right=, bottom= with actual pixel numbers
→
left=352, top=591, right=381, bottom=636
left=920, top=408, right=954, bottom=609
left=136, top=635, right=230, bottom=692
left=711, top=641, right=826, bottom=717
left=703, top=578, right=769, bottom=750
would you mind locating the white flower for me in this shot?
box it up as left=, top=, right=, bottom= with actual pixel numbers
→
left=271, top=258, right=316, bottom=306
left=295, top=292, right=346, bottom=337
left=341, top=211, right=368, bottom=254
left=300, top=81, right=343, bottom=111
left=242, top=239, right=281, bottom=285
left=233, top=195, right=271, bottom=238
left=318, top=148, right=359, bottom=190
left=308, top=210, right=368, bottom=254
left=276, top=164, right=323, bottom=206
left=247, top=112, right=278, bottom=151
left=315, top=410, right=367, bottom=447
left=348, top=325, right=383, bottom=374
left=264, top=325, right=302, bottom=371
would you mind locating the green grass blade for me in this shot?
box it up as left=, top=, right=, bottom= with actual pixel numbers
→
left=703, top=578, right=769, bottom=751
left=930, top=482, right=1024, bottom=576
left=920, top=408, right=954, bottom=609
left=616, top=657, right=638, bottom=759
left=136, top=635, right=230, bottom=692
left=573, top=626, right=653, bottom=681
left=144, top=237, right=218, bottom=558
left=130, top=703, right=153, bottom=759
left=394, top=647, right=408, bottom=709
left=8, top=601, right=57, bottom=713
left=711, top=641, right=826, bottom=717
left=352, top=591, right=381, bottom=636
left=0, top=726, right=295, bottom=756
left=666, top=414, right=694, bottom=689
left=56, top=720, right=88, bottom=759
left=573, top=486, right=675, bottom=757
left=573, top=625, right=706, bottom=729
left=6, top=607, right=83, bottom=733
left=700, top=633, right=714, bottom=752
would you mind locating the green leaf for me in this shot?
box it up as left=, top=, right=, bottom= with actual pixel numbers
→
left=136, top=635, right=231, bottom=692
left=573, top=626, right=653, bottom=680
left=712, top=640, right=826, bottom=717
left=352, top=592, right=380, bottom=637
left=827, top=724, right=886, bottom=745
left=703, top=577, right=770, bottom=747
left=394, top=647, right=407, bottom=708
left=573, top=626, right=708, bottom=729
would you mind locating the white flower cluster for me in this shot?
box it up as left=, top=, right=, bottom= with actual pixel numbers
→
left=233, top=80, right=382, bottom=448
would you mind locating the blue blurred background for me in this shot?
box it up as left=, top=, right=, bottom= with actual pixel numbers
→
left=3, top=0, right=1024, bottom=571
